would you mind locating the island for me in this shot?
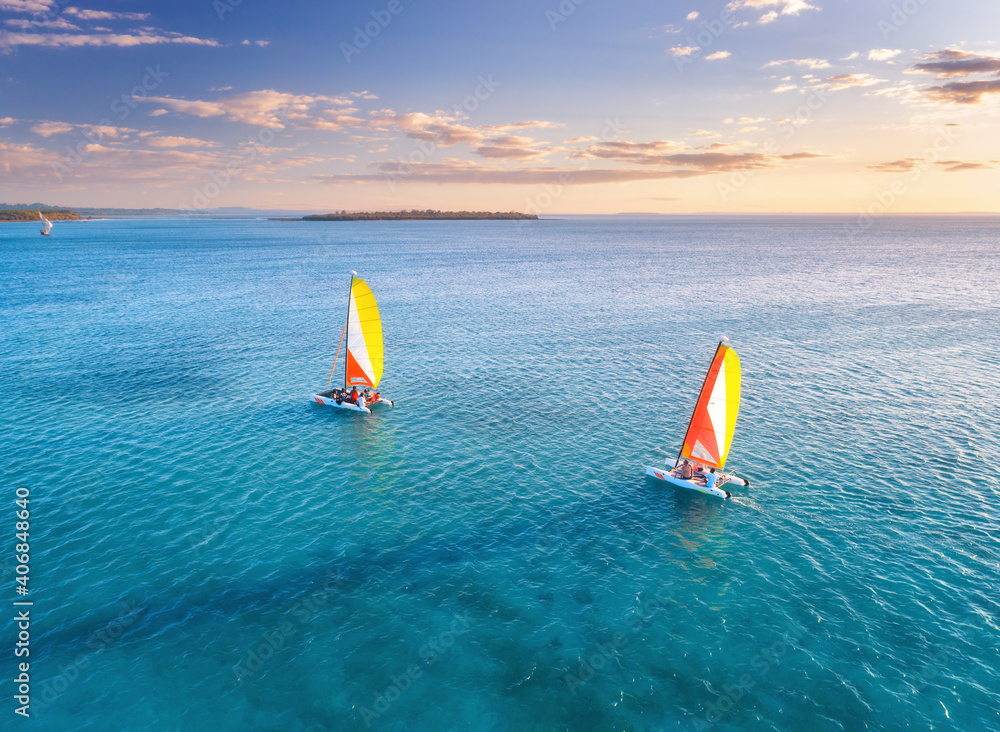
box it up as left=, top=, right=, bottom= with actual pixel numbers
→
left=299, top=209, right=538, bottom=221
left=0, top=208, right=83, bottom=221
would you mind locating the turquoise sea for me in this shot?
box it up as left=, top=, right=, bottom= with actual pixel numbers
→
left=1, top=215, right=998, bottom=731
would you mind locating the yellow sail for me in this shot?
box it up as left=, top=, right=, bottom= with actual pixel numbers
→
left=344, top=277, right=384, bottom=389
left=680, top=345, right=741, bottom=469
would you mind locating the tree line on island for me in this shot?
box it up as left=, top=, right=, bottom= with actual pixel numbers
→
left=302, top=209, right=538, bottom=221
left=0, top=208, right=82, bottom=221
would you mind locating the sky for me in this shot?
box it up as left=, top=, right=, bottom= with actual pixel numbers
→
left=1, top=0, right=999, bottom=213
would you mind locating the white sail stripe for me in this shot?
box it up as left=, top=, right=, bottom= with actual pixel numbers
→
left=346, top=289, right=376, bottom=383
left=706, top=359, right=728, bottom=458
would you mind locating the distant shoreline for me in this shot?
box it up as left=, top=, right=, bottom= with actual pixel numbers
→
left=295, top=210, right=539, bottom=222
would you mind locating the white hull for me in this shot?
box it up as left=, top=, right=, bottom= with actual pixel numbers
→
left=311, top=392, right=393, bottom=414
left=646, top=466, right=732, bottom=498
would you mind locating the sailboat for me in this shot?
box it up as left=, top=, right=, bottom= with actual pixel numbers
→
left=39, top=211, right=53, bottom=236
left=646, top=337, right=750, bottom=499
left=311, top=272, right=393, bottom=414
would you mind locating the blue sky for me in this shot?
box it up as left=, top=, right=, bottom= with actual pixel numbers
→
left=2, top=0, right=999, bottom=212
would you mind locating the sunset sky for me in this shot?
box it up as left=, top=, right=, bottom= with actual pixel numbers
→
left=1, top=0, right=999, bottom=213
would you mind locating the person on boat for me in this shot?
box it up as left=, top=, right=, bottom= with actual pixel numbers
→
left=704, top=468, right=719, bottom=490
left=677, top=460, right=694, bottom=480
left=334, top=389, right=344, bottom=405
left=357, top=391, right=367, bottom=410
left=349, top=386, right=359, bottom=403
left=692, top=464, right=706, bottom=485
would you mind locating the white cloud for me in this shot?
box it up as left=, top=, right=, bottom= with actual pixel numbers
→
left=686, top=11, right=699, bottom=20
left=706, top=51, right=732, bottom=61
left=62, top=7, right=151, bottom=20
left=669, top=45, right=699, bottom=57
left=868, top=49, right=901, bottom=61
left=842, top=51, right=860, bottom=61
left=763, top=58, right=831, bottom=69
left=4, top=17, right=81, bottom=31
left=145, top=136, right=218, bottom=148
left=820, top=73, right=886, bottom=91
left=0, top=30, right=221, bottom=49
left=771, top=84, right=798, bottom=93
left=0, top=0, right=56, bottom=13
left=758, top=11, right=778, bottom=23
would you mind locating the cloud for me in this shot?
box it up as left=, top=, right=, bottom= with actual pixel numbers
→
left=0, top=0, right=55, bottom=12
left=921, top=79, right=1000, bottom=104
left=0, top=116, right=16, bottom=126
left=0, top=30, right=221, bottom=49
left=842, top=51, right=859, bottom=61
left=30, top=121, right=75, bottom=137
left=865, top=158, right=922, bottom=173
left=314, top=160, right=709, bottom=186
left=689, top=129, right=722, bottom=138
left=820, top=73, right=886, bottom=90
left=568, top=140, right=826, bottom=173
left=726, top=0, right=818, bottom=22
left=771, top=84, right=798, bottom=93
left=686, top=11, right=699, bottom=20
left=904, top=49, right=1000, bottom=104
left=706, top=51, right=732, bottom=60
left=868, top=49, right=901, bottom=61
left=62, top=7, right=151, bottom=20
left=5, top=17, right=81, bottom=31
left=473, top=135, right=553, bottom=161
left=738, top=117, right=766, bottom=124
left=908, top=49, right=1000, bottom=78
left=140, top=90, right=360, bottom=127
left=936, top=160, right=996, bottom=172
left=669, top=45, right=700, bottom=57
left=763, top=58, right=831, bottom=70
left=30, top=120, right=136, bottom=138
left=145, top=136, right=218, bottom=148
left=866, top=157, right=996, bottom=173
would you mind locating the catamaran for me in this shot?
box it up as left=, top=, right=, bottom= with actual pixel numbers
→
left=311, top=272, right=393, bottom=414
left=39, top=211, right=52, bottom=236
left=646, top=338, right=750, bottom=499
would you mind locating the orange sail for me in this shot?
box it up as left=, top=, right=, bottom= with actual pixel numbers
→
left=680, top=344, right=741, bottom=470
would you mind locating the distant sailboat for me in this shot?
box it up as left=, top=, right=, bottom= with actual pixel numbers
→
left=311, top=272, right=393, bottom=414
left=646, top=338, right=750, bottom=499
left=39, top=211, right=52, bottom=236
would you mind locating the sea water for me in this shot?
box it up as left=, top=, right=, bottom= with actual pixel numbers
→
left=1, top=215, right=998, bottom=731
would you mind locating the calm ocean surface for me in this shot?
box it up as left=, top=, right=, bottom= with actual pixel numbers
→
left=1, top=215, right=998, bottom=731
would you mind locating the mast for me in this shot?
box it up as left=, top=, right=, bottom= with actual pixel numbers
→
left=674, top=337, right=728, bottom=469
left=344, top=271, right=357, bottom=391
